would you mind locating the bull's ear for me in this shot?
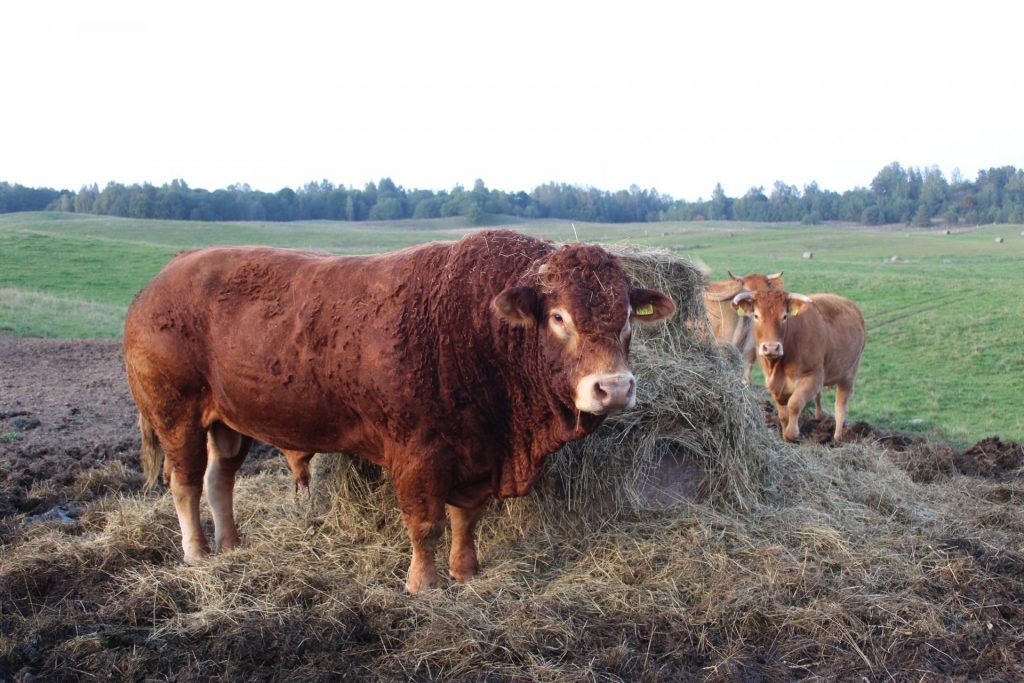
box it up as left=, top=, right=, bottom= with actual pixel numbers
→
left=787, top=293, right=813, bottom=317
left=732, top=291, right=754, bottom=317
left=631, top=288, right=676, bottom=324
left=491, top=286, right=539, bottom=327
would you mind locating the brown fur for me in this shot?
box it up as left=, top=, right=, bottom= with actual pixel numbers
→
left=703, top=272, right=783, bottom=383
left=733, top=288, right=865, bottom=442
left=124, top=229, right=674, bottom=592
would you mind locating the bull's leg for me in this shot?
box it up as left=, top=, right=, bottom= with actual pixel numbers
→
left=394, top=481, right=447, bottom=594
left=205, top=423, right=250, bottom=552
left=448, top=503, right=487, bottom=583
left=815, top=392, right=825, bottom=420
left=161, top=425, right=211, bottom=563
left=833, top=381, right=854, bottom=442
left=281, top=449, right=315, bottom=492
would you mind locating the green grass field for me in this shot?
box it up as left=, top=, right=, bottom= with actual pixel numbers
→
left=2, top=211, right=1021, bottom=444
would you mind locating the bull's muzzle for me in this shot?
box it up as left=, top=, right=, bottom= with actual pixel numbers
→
left=575, top=372, right=637, bottom=415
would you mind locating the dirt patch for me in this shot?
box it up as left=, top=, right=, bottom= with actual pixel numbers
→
left=0, top=337, right=285, bottom=531
left=760, top=401, right=1021, bottom=483
left=954, top=436, right=1024, bottom=479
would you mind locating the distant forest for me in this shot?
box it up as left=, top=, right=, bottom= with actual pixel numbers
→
left=2, top=162, right=1023, bottom=226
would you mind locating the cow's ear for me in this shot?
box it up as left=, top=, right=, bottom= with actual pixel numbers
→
left=631, top=288, right=676, bottom=324
left=787, top=293, right=813, bottom=317
left=492, top=286, right=539, bottom=327
left=732, top=291, right=754, bottom=317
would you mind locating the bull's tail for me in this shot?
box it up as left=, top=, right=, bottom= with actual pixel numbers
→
left=139, top=413, right=163, bottom=491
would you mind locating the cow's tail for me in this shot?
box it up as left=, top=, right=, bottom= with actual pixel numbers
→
left=138, top=413, right=163, bottom=491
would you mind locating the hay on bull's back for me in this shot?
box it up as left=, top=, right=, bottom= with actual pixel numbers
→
left=312, top=244, right=774, bottom=518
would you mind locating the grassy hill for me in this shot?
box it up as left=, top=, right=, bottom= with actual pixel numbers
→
left=2, top=211, right=1021, bottom=444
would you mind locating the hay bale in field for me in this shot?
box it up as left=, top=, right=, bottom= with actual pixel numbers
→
left=312, top=244, right=774, bottom=521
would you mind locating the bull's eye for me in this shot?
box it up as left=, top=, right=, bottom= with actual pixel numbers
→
left=782, top=314, right=788, bottom=321
left=552, top=313, right=564, bottom=324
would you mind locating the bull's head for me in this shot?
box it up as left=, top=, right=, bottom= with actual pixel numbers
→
left=491, top=244, right=675, bottom=420
left=731, top=289, right=813, bottom=360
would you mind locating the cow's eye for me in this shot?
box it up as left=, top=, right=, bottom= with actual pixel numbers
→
left=782, top=314, right=788, bottom=321
left=552, top=313, right=564, bottom=324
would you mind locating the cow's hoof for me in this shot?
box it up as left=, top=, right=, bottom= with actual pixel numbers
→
left=405, top=571, right=441, bottom=595
left=182, top=545, right=211, bottom=564
left=449, top=563, right=480, bottom=584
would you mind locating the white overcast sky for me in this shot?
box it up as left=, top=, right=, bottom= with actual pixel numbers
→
left=2, top=1, right=1021, bottom=200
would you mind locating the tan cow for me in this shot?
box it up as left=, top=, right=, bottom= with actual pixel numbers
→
left=732, top=288, right=865, bottom=442
left=124, top=229, right=675, bottom=593
left=703, top=271, right=783, bottom=383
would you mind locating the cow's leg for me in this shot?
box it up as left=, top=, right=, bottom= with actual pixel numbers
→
left=205, top=423, right=250, bottom=552
left=815, top=392, right=824, bottom=420
left=448, top=503, right=487, bottom=583
left=833, top=380, right=854, bottom=442
left=161, top=424, right=211, bottom=563
left=773, top=396, right=790, bottom=437
left=783, top=382, right=819, bottom=442
left=393, top=477, right=447, bottom=594
left=740, top=328, right=756, bottom=385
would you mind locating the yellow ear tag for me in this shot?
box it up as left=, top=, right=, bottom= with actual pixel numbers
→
left=736, top=307, right=747, bottom=317
left=636, top=303, right=654, bottom=316
left=789, top=306, right=801, bottom=317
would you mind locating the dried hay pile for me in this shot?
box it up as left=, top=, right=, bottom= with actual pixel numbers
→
left=2, top=246, right=1023, bottom=681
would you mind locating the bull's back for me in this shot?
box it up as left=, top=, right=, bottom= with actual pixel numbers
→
left=124, top=245, right=439, bottom=452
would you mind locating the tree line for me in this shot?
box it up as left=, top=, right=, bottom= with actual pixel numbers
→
left=3, top=163, right=1023, bottom=226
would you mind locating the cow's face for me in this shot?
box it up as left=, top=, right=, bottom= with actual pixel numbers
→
left=491, top=244, right=675, bottom=417
left=732, top=289, right=813, bottom=360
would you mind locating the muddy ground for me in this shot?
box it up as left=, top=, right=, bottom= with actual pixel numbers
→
left=3, top=336, right=1020, bottom=529
left=0, top=338, right=284, bottom=531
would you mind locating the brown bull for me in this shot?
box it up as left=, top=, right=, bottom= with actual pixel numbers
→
left=732, top=288, right=865, bottom=442
left=703, top=271, right=783, bottom=383
left=124, top=230, right=674, bottom=593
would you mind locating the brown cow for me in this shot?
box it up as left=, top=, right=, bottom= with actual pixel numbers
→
left=124, top=230, right=674, bottom=593
left=731, top=288, right=865, bottom=443
left=703, top=271, right=783, bottom=383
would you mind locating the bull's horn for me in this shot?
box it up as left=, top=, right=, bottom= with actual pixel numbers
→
left=728, top=270, right=743, bottom=282
left=767, top=271, right=783, bottom=280
left=789, top=293, right=813, bottom=303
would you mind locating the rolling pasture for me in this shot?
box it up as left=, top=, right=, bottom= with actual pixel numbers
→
left=2, top=212, right=1023, bottom=680
left=1, top=211, right=1021, bottom=444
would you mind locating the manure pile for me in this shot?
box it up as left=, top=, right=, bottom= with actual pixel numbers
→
left=2, top=246, right=1023, bottom=681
